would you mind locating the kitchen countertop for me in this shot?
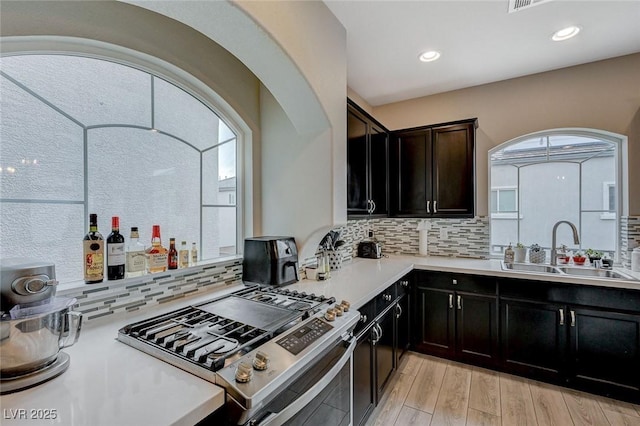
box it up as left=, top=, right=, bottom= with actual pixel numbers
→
left=2, top=255, right=638, bottom=426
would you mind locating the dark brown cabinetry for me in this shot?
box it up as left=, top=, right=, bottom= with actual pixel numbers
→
left=390, top=119, right=476, bottom=217
left=500, top=298, right=566, bottom=381
left=413, top=271, right=498, bottom=367
left=347, top=99, right=388, bottom=217
left=499, top=278, right=640, bottom=402
left=352, top=275, right=412, bottom=426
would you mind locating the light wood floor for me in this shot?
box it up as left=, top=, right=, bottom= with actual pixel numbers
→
left=365, top=351, right=640, bottom=426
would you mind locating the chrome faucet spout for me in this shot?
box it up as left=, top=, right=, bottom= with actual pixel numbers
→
left=551, top=220, right=580, bottom=266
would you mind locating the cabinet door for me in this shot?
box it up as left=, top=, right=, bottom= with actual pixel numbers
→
left=392, top=129, right=431, bottom=216
left=375, top=308, right=396, bottom=402
left=432, top=123, right=474, bottom=217
left=569, top=307, right=640, bottom=396
left=396, top=295, right=410, bottom=362
left=353, top=327, right=375, bottom=426
left=456, top=291, right=498, bottom=367
left=501, top=298, right=566, bottom=381
left=369, top=122, right=388, bottom=215
left=414, top=286, right=455, bottom=357
left=347, top=106, right=369, bottom=214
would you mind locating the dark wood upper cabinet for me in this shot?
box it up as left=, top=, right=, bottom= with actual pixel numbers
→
left=347, top=99, right=389, bottom=217
left=390, top=118, right=477, bottom=218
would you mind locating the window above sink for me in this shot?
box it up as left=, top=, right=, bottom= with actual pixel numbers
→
left=489, top=129, right=625, bottom=263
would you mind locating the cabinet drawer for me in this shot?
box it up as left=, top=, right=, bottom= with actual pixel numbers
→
left=375, top=285, right=397, bottom=314
left=416, top=271, right=495, bottom=294
left=354, top=300, right=375, bottom=337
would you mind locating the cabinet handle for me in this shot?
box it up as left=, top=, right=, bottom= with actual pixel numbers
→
left=434, top=200, right=438, bottom=213
left=371, top=200, right=376, bottom=213
left=427, top=200, right=430, bottom=213
left=396, top=303, right=403, bottom=319
left=401, top=280, right=409, bottom=287
left=371, top=324, right=379, bottom=345
left=559, top=309, right=565, bottom=326
left=367, top=200, right=373, bottom=214
left=457, top=295, right=462, bottom=310
left=570, top=310, right=576, bottom=327
left=449, top=294, right=453, bottom=309
left=452, top=279, right=457, bottom=285
left=360, top=314, right=367, bottom=323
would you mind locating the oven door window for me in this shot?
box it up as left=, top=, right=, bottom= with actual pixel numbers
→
left=255, top=340, right=353, bottom=426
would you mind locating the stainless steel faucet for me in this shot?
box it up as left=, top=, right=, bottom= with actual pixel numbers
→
left=551, top=220, right=580, bottom=266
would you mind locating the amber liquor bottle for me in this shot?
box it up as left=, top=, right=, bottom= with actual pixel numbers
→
left=146, top=225, right=168, bottom=273
left=83, top=213, right=104, bottom=283
left=106, top=216, right=126, bottom=280
left=168, top=238, right=178, bottom=270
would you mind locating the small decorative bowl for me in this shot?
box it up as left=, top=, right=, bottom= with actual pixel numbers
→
left=573, top=256, right=586, bottom=266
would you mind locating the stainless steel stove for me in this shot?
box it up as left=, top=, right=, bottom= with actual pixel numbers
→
left=118, top=285, right=359, bottom=425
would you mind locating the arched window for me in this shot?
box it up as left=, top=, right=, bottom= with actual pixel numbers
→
left=0, top=53, right=241, bottom=284
left=489, top=130, right=623, bottom=261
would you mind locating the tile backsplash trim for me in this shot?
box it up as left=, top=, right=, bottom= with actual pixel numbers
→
left=58, top=258, right=242, bottom=321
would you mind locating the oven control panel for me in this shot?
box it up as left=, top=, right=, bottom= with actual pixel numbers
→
left=276, top=317, right=333, bottom=355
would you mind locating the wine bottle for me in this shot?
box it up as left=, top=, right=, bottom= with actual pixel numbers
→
left=107, top=216, right=126, bottom=280
left=168, top=238, right=178, bottom=270
left=146, top=225, right=167, bottom=273
left=126, top=227, right=146, bottom=278
left=179, top=241, right=189, bottom=268
left=83, top=213, right=104, bottom=284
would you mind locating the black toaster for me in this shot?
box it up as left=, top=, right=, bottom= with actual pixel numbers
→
left=358, top=241, right=382, bottom=259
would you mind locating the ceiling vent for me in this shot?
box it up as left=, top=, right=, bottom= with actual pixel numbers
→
left=508, top=0, right=553, bottom=13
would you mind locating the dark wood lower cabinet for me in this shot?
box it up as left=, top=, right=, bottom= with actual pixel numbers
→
left=375, top=306, right=395, bottom=402
left=396, top=294, right=410, bottom=362
left=414, top=286, right=497, bottom=367
left=500, top=298, right=566, bottom=382
left=569, top=307, right=640, bottom=397
left=353, top=325, right=374, bottom=426
left=456, top=291, right=498, bottom=367
left=412, top=272, right=640, bottom=403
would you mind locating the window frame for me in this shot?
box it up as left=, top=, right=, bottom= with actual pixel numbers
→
left=488, top=128, right=626, bottom=261
left=0, top=36, right=251, bottom=285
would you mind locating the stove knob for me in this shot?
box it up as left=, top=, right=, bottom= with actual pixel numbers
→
left=340, top=300, right=351, bottom=312
left=253, top=351, right=270, bottom=371
left=235, top=361, right=254, bottom=383
left=334, top=304, right=344, bottom=316
left=324, top=308, right=336, bottom=322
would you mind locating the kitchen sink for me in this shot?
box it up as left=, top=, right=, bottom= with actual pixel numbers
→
left=501, top=261, right=638, bottom=281
left=501, top=262, right=561, bottom=274
left=556, top=267, right=637, bottom=281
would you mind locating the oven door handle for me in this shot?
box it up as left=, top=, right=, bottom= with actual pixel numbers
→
left=257, top=337, right=355, bottom=426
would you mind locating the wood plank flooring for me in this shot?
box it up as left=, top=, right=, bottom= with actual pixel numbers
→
left=365, top=352, right=640, bottom=426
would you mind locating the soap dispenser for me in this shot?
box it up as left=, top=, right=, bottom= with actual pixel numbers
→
left=504, top=243, right=515, bottom=264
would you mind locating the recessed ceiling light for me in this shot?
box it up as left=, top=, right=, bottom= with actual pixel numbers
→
left=419, top=51, right=441, bottom=62
left=552, top=26, right=580, bottom=41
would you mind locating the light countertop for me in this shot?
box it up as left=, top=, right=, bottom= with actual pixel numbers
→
left=2, top=255, right=638, bottom=426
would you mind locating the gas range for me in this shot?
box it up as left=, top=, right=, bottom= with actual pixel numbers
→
left=117, top=285, right=337, bottom=381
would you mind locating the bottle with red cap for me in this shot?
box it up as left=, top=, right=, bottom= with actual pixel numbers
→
left=146, top=225, right=168, bottom=274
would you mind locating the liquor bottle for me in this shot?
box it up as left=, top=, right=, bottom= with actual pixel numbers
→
left=191, top=242, right=198, bottom=266
left=146, top=225, right=168, bottom=273
left=168, top=238, right=178, bottom=270
left=106, top=216, right=126, bottom=280
left=126, top=227, right=146, bottom=278
left=179, top=241, right=189, bottom=268
left=83, top=213, right=104, bottom=284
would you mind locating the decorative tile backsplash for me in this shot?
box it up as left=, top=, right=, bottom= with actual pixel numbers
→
left=621, top=216, right=640, bottom=268
left=58, top=258, right=242, bottom=321
left=335, top=217, right=490, bottom=261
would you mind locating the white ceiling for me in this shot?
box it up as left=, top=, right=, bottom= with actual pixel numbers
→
left=324, top=0, right=640, bottom=106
